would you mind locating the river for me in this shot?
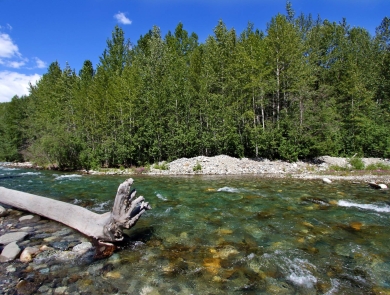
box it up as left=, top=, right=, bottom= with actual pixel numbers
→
left=1, top=164, right=390, bottom=294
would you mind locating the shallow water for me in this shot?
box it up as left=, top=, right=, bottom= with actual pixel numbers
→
left=1, top=164, right=390, bottom=294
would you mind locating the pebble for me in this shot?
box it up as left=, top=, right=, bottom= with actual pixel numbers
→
left=0, top=205, right=7, bottom=217
left=54, top=286, right=68, bottom=294
left=0, top=241, right=21, bottom=262
left=72, top=242, right=93, bottom=254
left=20, top=246, right=40, bottom=263
left=19, top=215, right=41, bottom=222
left=6, top=265, right=16, bottom=273
left=0, top=231, right=28, bottom=245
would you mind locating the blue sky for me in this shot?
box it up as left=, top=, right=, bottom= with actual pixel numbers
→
left=0, top=0, right=389, bottom=102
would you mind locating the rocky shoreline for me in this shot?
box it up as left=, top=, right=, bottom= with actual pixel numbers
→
left=147, top=155, right=390, bottom=182
left=3, top=155, right=390, bottom=183
left=0, top=205, right=96, bottom=294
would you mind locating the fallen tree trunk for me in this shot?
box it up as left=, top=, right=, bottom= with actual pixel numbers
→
left=0, top=178, right=151, bottom=243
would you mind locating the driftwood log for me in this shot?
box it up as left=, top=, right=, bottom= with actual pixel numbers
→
left=0, top=178, right=151, bottom=243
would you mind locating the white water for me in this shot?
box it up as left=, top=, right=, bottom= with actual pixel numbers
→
left=156, top=193, right=168, bottom=201
left=217, top=186, right=242, bottom=193
left=54, top=174, right=82, bottom=180
left=20, top=172, right=41, bottom=176
left=338, top=200, right=390, bottom=213
left=284, top=257, right=317, bottom=289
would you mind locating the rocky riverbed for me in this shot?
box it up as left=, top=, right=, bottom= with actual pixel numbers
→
left=0, top=205, right=96, bottom=294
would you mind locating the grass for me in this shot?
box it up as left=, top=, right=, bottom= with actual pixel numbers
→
left=326, top=159, right=390, bottom=176
left=153, top=161, right=169, bottom=170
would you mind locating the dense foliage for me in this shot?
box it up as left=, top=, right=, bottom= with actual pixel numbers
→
left=1, top=5, right=389, bottom=169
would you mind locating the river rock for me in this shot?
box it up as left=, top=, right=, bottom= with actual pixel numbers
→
left=0, top=205, right=8, bottom=217
left=19, top=215, right=41, bottom=222
left=0, top=241, right=21, bottom=262
left=20, top=246, right=40, bottom=263
left=0, top=231, right=28, bottom=245
left=54, top=286, right=68, bottom=294
left=72, top=242, right=93, bottom=254
left=322, top=178, right=332, bottom=184
left=368, top=182, right=388, bottom=189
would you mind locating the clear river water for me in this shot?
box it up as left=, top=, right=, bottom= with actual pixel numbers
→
left=1, top=164, right=390, bottom=294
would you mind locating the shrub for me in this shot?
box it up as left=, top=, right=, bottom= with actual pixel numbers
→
left=153, top=161, right=169, bottom=170
left=347, top=157, right=365, bottom=170
left=193, top=161, right=202, bottom=172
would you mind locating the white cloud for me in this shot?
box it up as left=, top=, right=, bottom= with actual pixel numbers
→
left=0, top=71, right=41, bottom=102
left=34, top=57, right=46, bottom=69
left=7, top=58, right=28, bottom=69
left=0, top=33, right=20, bottom=59
left=0, top=32, right=46, bottom=70
left=114, top=12, right=132, bottom=25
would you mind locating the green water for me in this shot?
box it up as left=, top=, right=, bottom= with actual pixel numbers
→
left=1, top=165, right=390, bottom=294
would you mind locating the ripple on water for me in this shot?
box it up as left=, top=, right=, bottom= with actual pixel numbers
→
left=2, top=169, right=390, bottom=293
left=338, top=200, right=390, bottom=213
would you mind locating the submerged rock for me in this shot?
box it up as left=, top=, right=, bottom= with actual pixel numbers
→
left=19, top=215, right=41, bottom=222
left=0, top=241, right=21, bottom=262
left=0, top=205, right=8, bottom=217
left=368, top=182, right=388, bottom=189
left=0, top=231, right=28, bottom=245
left=20, top=246, right=40, bottom=263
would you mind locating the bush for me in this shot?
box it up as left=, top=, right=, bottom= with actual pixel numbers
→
left=153, top=161, right=169, bottom=170
left=193, top=161, right=202, bottom=172
left=347, top=157, right=365, bottom=170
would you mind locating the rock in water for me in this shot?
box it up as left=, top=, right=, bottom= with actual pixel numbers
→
left=368, top=182, right=388, bottom=189
left=20, top=246, right=40, bottom=263
left=0, top=241, right=21, bottom=262
left=322, top=178, right=332, bottom=184
left=0, top=232, right=28, bottom=245
left=0, top=205, right=7, bottom=217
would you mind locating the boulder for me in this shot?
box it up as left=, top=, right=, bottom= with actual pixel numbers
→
left=0, top=241, right=21, bottom=262
left=368, top=182, right=388, bottom=189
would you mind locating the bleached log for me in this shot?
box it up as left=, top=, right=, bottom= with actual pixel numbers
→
left=0, top=178, right=151, bottom=242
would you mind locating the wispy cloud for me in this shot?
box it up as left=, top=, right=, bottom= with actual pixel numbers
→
left=0, top=31, right=46, bottom=70
left=34, top=57, right=46, bottom=69
left=0, top=33, right=20, bottom=59
left=114, top=12, right=132, bottom=25
left=0, top=71, right=41, bottom=102
left=7, top=59, right=28, bottom=69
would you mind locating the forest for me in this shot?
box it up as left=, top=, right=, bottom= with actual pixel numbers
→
left=0, top=4, right=389, bottom=170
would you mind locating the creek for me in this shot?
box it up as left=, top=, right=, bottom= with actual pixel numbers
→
left=1, top=164, right=390, bottom=294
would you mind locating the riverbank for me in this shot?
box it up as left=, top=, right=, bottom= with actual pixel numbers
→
left=96, top=155, right=390, bottom=183
left=3, top=155, right=390, bottom=183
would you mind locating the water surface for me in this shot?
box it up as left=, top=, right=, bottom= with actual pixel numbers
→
left=1, top=165, right=390, bottom=294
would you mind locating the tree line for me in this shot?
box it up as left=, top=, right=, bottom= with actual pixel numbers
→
left=1, top=4, right=389, bottom=169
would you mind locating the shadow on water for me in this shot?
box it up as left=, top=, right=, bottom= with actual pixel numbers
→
left=0, top=175, right=22, bottom=180
left=117, top=226, right=155, bottom=249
